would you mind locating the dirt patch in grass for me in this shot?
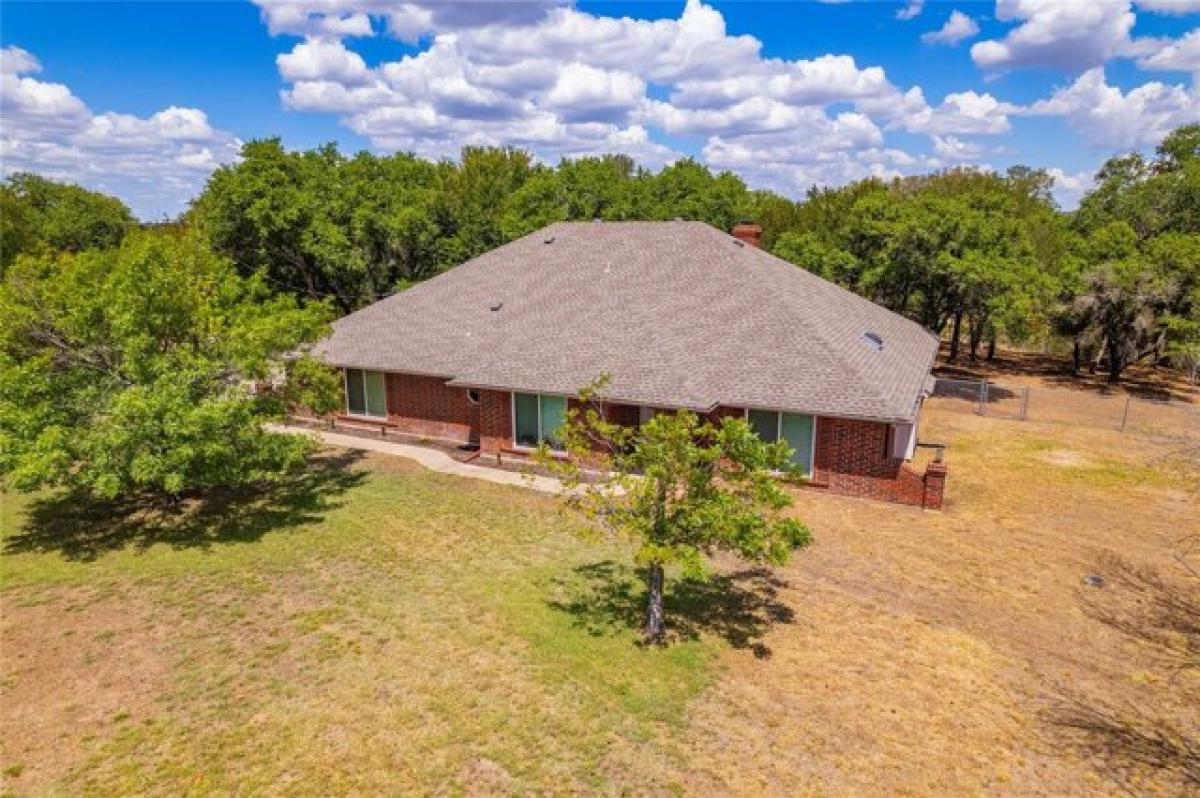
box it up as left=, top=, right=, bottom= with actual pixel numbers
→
left=0, top=589, right=175, bottom=794
left=1041, top=448, right=1091, bottom=468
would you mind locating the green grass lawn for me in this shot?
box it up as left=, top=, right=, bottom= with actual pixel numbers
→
left=0, top=451, right=781, bottom=795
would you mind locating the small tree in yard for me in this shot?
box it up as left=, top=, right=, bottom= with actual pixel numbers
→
left=536, top=378, right=812, bottom=641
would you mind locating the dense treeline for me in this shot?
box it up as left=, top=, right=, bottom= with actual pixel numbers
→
left=0, top=173, right=135, bottom=273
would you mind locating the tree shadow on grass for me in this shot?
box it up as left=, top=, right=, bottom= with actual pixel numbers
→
left=1047, top=694, right=1200, bottom=790
left=1045, top=547, right=1200, bottom=791
left=4, top=450, right=367, bottom=562
left=548, top=560, right=795, bottom=656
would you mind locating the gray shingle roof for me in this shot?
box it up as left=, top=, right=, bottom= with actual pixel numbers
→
left=315, top=221, right=939, bottom=423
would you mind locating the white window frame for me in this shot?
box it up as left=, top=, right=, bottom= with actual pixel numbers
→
left=743, top=408, right=817, bottom=477
left=344, top=368, right=388, bottom=419
left=511, top=392, right=567, bottom=451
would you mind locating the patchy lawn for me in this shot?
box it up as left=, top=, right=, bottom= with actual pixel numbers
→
left=2, top=386, right=1197, bottom=795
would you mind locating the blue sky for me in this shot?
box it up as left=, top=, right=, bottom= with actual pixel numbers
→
left=3, top=1, right=1198, bottom=218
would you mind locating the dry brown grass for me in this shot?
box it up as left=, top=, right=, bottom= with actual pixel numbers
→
left=670, top=389, right=1199, bottom=795
left=1, top=368, right=1197, bottom=795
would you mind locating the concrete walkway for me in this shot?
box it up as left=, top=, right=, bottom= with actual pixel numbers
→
left=272, top=424, right=568, bottom=494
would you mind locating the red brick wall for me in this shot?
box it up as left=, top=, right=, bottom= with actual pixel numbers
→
left=382, top=373, right=477, bottom=443
left=705, top=408, right=945, bottom=510
left=479, top=389, right=512, bottom=456
left=922, top=462, right=948, bottom=511
left=811, top=415, right=943, bottom=508
left=340, top=376, right=947, bottom=509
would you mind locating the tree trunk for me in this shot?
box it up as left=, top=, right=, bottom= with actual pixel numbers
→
left=949, top=310, right=963, bottom=362
left=644, top=562, right=665, bottom=641
left=1090, top=337, right=1107, bottom=375
left=1135, top=331, right=1167, bottom=366
left=1107, top=337, right=1124, bottom=384
left=986, top=335, right=996, bottom=362
left=1071, top=336, right=1082, bottom=376
left=968, top=317, right=983, bottom=362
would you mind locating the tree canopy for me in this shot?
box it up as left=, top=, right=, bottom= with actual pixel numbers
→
left=1, top=172, right=135, bottom=274
left=1063, top=124, right=1200, bottom=381
left=0, top=227, right=335, bottom=499
left=190, top=141, right=760, bottom=313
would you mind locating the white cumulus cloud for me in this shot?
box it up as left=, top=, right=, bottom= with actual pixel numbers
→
left=1020, top=67, right=1200, bottom=148
left=922, top=11, right=981, bottom=46
left=0, top=45, right=240, bottom=218
left=277, top=38, right=372, bottom=84
left=896, top=0, right=925, bottom=21
left=264, top=0, right=1033, bottom=195
left=1135, top=1, right=1200, bottom=14
left=931, top=135, right=986, bottom=161
left=1136, top=27, right=1200, bottom=76
left=1047, top=167, right=1095, bottom=209
left=971, top=0, right=1137, bottom=71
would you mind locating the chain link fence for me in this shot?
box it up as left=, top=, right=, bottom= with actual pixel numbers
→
left=930, top=377, right=1199, bottom=444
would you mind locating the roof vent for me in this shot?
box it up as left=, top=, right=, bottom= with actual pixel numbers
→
left=863, top=331, right=884, bottom=351
left=490, top=300, right=504, bottom=312
left=543, top=235, right=555, bottom=244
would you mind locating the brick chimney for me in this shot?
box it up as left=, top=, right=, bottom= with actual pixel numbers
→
left=732, top=221, right=762, bottom=249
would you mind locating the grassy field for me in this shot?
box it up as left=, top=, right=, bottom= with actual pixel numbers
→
left=2, top=375, right=1198, bottom=795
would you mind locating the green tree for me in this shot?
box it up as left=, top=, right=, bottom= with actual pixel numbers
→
left=499, top=155, right=647, bottom=239
left=772, top=230, right=859, bottom=284
left=1067, top=124, right=1200, bottom=380
left=1, top=173, right=135, bottom=271
left=193, top=139, right=443, bottom=312
left=1071, top=223, right=1165, bottom=383
left=647, top=159, right=754, bottom=230
left=538, top=378, right=811, bottom=641
left=434, top=146, right=534, bottom=264
left=0, top=227, right=335, bottom=499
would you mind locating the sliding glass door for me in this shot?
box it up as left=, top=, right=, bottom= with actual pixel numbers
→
left=513, top=393, right=567, bottom=448
left=345, top=369, right=386, bottom=418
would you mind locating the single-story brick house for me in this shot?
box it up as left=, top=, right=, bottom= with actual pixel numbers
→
left=314, top=220, right=946, bottom=508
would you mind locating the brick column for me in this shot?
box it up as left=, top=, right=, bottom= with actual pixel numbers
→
left=478, top=389, right=512, bottom=461
left=922, top=462, right=948, bottom=511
